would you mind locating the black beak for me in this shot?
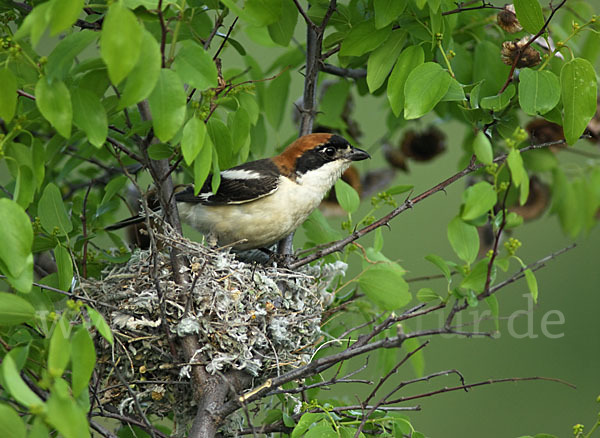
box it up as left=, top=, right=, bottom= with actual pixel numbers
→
left=348, top=146, right=371, bottom=161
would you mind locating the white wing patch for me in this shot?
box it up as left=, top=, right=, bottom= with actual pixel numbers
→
left=221, top=169, right=262, bottom=180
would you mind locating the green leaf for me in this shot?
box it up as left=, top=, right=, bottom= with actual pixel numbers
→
left=71, top=327, right=96, bottom=397
left=335, top=178, right=360, bottom=214
left=194, top=135, right=213, bottom=194
left=38, top=183, right=73, bottom=235
left=228, top=108, right=251, bottom=154
left=374, top=0, right=407, bottom=29
left=387, top=184, right=414, bottom=195
left=0, top=293, right=35, bottom=326
left=101, top=175, right=128, bottom=205
left=0, top=354, right=43, bottom=408
left=447, top=216, right=479, bottom=264
left=245, top=0, right=282, bottom=26
left=507, top=149, right=530, bottom=204
left=54, top=244, right=73, bottom=292
left=13, top=2, right=51, bottom=48
left=316, top=80, right=350, bottom=129
left=359, top=264, right=411, bottom=310
left=304, top=421, right=337, bottom=438
left=473, top=41, right=511, bottom=98
left=181, top=117, right=207, bottom=165
left=425, top=254, right=452, bottom=282
left=0, top=69, right=17, bottom=122
left=387, top=45, right=424, bottom=117
left=339, top=21, right=392, bottom=57
left=404, top=62, right=452, bottom=120
left=100, top=2, right=143, bottom=85
left=524, top=268, right=538, bottom=303
left=0, top=403, right=26, bottom=438
left=441, top=78, right=466, bottom=102
left=416, top=287, right=441, bottom=302
left=48, top=313, right=72, bottom=377
left=303, top=209, right=342, bottom=244
left=46, top=30, right=97, bottom=82
left=172, top=40, right=219, bottom=90
left=485, top=294, right=500, bottom=330
left=119, top=30, right=161, bottom=108
left=264, top=69, right=290, bottom=130
left=71, top=88, right=107, bottom=148
left=15, top=166, right=35, bottom=209
left=292, top=413, right=327, bottom=438
left=35, top=77, right=72, bottom=138
left=518, top=68, right=560, bottom=115
left=480, top=84, right=515, bottom=111
left=461, top=181, right=497, bottom=221
left=46, top=380, right=90, bottom=438
left=48, top=0, right=84, bottom=35
left=148, top=69, right=187, bottom=142
left=514, top=0, right=545, bottom=34
left=561, top=58, right=597, bottom=145
left=461, top=259, right=494, bottom=293
left=86, top=306, right=114, bottom=345
left=403, top=337, right=425, bottom=377
left=367, top=31, right=406, bottom=92
left=473, top=131, right=493, bottom=165
left=207, top=118, right=234, bottom=169
left=0, top=198, right=33, bottom=293
left=267, top=0, right=298, bottom=46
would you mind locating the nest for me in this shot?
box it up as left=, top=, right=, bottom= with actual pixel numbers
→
left=79, top=229, right=345, bottom=422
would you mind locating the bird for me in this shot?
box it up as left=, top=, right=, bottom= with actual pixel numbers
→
left=107, top=133, right=370, bottom=250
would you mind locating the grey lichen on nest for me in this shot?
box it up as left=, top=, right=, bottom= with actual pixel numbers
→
left=81, top=229, right=345, bottom=420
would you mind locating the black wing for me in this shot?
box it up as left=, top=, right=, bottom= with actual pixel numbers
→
left=175, top=159, right=280, bottom=205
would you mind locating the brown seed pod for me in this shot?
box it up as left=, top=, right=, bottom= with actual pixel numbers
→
left=400, top=126, right=446, bottom=162
left=497, top=4, right=523, bottom=33
left=382, top=143, right=409, bottom=171
left=525, top=119, right=565, bottom=152
left=501, top=38, right=541, bottom=68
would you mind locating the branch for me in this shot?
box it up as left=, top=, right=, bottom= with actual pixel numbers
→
left=320, top=63, right=367, bottom=79
left=442, top=0, right=503, bottom=16
left=289, top=138, right=569, bottom=269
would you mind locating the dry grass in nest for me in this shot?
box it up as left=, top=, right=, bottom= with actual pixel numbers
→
left=79, top=229, right=343, bottom=422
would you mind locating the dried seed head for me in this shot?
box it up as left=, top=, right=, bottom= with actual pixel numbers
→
left=400, top=126, right=446, bottom=162
left=497, top=4, right=523, bottom=33
left=525, top=119, right=565, bottom=152
left=510, top=176, right=550, bottom=221
left=383, top=143, right=409, bottom=171
left=501, top=38, right=542, bottom=68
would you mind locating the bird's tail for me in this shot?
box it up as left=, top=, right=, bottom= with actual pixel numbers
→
left=105, top=215, right=147, bottom=231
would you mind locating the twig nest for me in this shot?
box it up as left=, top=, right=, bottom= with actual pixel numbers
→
left=81, top=230, right=342, bottom=420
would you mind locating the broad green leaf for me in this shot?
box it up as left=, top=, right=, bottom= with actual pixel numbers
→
left=15, top=166, right=35, bottom=209
left=416, top=287, right=441, bottom=302
left=561, top=58, right=597, bottom=145
left=207, top=118, right=234, bottom=169
left=245, top=0, right=283, bottom=26
left=35, top=77, right=72, bottom=138
left=182, top=117, right=207, bottom=165
left=100, top=2, right=143, bottom=85
left=425, top=254, right=452, bottom=282
left=441, top=78, right=466, bottom=102
left=514, top=0, right=545, bottom=34
left=404, top=62, right=452, bottom=119
left=71, top=327, right=96, bottom=397
left=518, top=68, right=560, bottom=115
left=172, top=40, right=219, bottom=90
left=359, top=264, right=411, bottom=310
left=101, top=175, right=128, bottom=205
left=0, top=293, right=35, bottom=326
left=211, top=144, right=221, bottom=194
left=387, top=184, right=414, bottom=195
left=335, top=179, right=360, bottom=214
left=524, top=268, right=538, bottom=303
left=0, top=404, right=26, bottom=438
left=303, top=209, right=342, bottom=244
left=304, top=421, right=337, bottom=438
left=292, top=413, right=327, bottom=438
left=339, top=20, right=392, bottom=57
left=48, top=0, right=84, bottom=35
left=0, top=199, right=33, bottom=293
left=374, top=0, right=407, bottom=29
left=507, top=148, right=529, bottom=197
left=367, top=31, right=406, bottom=92
left=461, top=259, right=494, bottom=293
left=48, top=313, right=72, bottom=377
left=194, top=135, right=213, bottom=194
left=228, top=108, right=251, bottom=154
left=473, top=41, right=510, bottom=98
left=86, top=306, right=114, bottom=345
left=264, top=69, right=290, bottom=130
left=29, top=418, right=50, bottom=438
left=268, top=0, right=298, bottom=46
left=316, top=80, right=350, bottom=130
left=148, top=69, right=187, bottom=142
left=480, top=84, right=515, bottom=111
left=485, top=295, right=500, bottom=330
left=71, top=88, right=107, bottom=148
left=46, top=30, right=97, bottom=82
left=461, top=181, right=497, bottom=221
left=54, top=244, right=73, bottom=292
left=38, top=183, right=73, bottom=235
left=13, top=2, right=51, bottom=47
left=0, top=355, right=43, bottom=408
left=119, top=30, right=161, bottom=108
left=473, top=131, right=493, bottom=164
left=46, top=380, right=90, bottom=438
left=0, top=69, right=17, bottom=122
left=447, top=216, right=479, bottom=264
left=403, top=336, right=425, bottom=377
